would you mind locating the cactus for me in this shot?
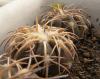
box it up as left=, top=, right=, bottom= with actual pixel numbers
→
left=39, top=3, right=91, bottom=38
left=0, top=23, right=77, bottom=79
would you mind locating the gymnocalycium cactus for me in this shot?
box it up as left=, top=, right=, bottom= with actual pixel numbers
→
left=39, top=3, right=91, bottom=38
left=0, top=22, right=77, bottom=79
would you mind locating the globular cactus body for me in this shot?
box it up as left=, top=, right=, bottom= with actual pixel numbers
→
left=40, top=3, right=91, bottom=38
left=0, top=24, right=77, bottom=79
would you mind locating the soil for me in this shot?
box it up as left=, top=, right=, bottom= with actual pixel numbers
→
left=69, top=26, right=100, bottom=79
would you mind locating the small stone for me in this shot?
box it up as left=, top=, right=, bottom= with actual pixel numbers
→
left=79, top=72, right=86, bottom=79
left=86, top=75, right=91, bottom=78
left=75, top=76, right=80, bottom=79
left=92, top=37, right=97, bottom=41
left=96, top=58, right=100, bottom=63
left=83, top=58, right=93, bottom=63
left=83, top=52, right=90, bottom=58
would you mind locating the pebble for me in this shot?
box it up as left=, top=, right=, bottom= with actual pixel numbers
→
left=74, top=76, right=80, bottom=79
left=83, top=52, right=91, bottom=58
left=83, top=58, right=93, bottom=63
left=96, top=58, right=100, bottom=63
